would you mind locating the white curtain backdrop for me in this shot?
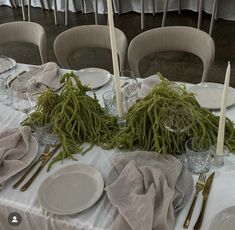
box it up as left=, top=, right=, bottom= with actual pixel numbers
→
left=0, top=0, right=235, bottom=20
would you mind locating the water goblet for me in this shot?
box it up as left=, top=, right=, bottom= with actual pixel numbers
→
left=11, top=90, right=36, bottom=114
left=185, top=138, right=212, bottom=174
left=163, top=103, right=194, bottom=133
left=120, top=70, right=141, bottom=110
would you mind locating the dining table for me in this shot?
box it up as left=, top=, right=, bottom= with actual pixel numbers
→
left=0, top=0, right=235, bottom=21
left=1, top=63, right=235, bottom=230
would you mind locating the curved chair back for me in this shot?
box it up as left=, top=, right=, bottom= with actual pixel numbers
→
left=54, top=25, right=127, bottom=71
left=128, top=26, right=215, bottom=82
left=0, top=21, right=47, bottom=64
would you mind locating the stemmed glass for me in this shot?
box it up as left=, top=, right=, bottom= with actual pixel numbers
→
left=120, top=70, right=141, bottom=110
left=0, top=56, right=16, bottom=104
left=11, top=90, right=36, bottom=114
left=163, top=103, right=194, bottom=133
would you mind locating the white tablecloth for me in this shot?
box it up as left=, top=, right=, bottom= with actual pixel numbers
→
left=1, top=64, right=235, bottom=230
left=1, top=0, right=235, bottom=20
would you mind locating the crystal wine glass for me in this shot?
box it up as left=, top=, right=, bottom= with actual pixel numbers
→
left=163, top=103, right=194, bottom=133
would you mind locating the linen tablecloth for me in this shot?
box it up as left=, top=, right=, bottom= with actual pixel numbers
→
left=0, top=0, right=235, bottom=21
left=1, top=64, right=235, bottom=230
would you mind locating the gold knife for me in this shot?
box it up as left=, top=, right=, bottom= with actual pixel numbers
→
left=20, top=144, right=61, bottom=192
left=194, top=172, right=215, bottom=230
left=12, top=144, right=51, bottom=189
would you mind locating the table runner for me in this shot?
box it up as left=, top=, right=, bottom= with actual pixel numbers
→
left=0, top=64, right=235, bottom=230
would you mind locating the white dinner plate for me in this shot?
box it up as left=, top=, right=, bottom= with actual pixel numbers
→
left=38, top=163, right=104, bottom=215
left=209, top=206, right=235, bottom=230
left=189, top=83, right=235, bottom=110
left=76, top=68, right=111, bottom=90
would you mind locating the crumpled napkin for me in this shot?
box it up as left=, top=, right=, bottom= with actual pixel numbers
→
left=0, top=126, right=32, bottom=189
left=138, top=74, right=161, bottom=99
left=105, top=151, right=193, bottom=230
left=11, top=62, right=60, bottom=92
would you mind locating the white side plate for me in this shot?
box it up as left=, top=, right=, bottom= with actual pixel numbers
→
left=209, top=206, right=235, bottom=230
left=76, top=68, right=111, bottom=90
left=189, top=82, right=235, bottom=110
left=38, top=163, right=104, bottom=215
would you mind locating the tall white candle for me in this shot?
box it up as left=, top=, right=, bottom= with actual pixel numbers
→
left=216, top=62, right=231, bottom=155
left=107, top=0, right=124, bottom=117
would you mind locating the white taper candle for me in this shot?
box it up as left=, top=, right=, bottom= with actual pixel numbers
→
left=107, top=0, right=124, bottom=117
left=216, top=62, right=231, bottom=155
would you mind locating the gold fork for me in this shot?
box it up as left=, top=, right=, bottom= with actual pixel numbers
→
left=12, top=144, right=50, bottom=189
left=183, top=174, right=207, bottom=228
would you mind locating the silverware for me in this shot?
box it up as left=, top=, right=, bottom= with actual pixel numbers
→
left=20, top=144, right=61, bottom=192
left=183, top=174, right=206, bottom=228
left=194, top=172, right=215, bottom=230
left=12, top=144, right=51, bottom=189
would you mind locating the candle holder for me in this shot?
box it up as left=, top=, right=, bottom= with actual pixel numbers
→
left=211, top=145, right=229, bottom=168
left=117, top=116, right=126, bottom=129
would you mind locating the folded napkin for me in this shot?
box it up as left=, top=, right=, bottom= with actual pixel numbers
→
left=105, top=151, right=193, bottom=230
left=11, top=62, right=60, bottom=92
left=138, top=74, right=161, bottom=99
left=0, top=126, right=33, bottom=189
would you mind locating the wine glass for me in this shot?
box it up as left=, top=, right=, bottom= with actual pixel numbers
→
left=0, top=56, right=16, bottom=104
left=120, top=70, right=141, bottom=110
left=163, top=103, right=194, bottom=133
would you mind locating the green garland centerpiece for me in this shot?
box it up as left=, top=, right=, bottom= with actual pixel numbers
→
left=23, top=72, right=235, bottom=169
left=114, top=78, right=235, bottom=154
left=23, top=72, right=118, bottom=169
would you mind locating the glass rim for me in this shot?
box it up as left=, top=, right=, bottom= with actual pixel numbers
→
left=185, top=137, right=211, bottom=152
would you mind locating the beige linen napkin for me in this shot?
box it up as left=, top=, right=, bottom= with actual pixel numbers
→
left=138, top=74, right=161, bottom=98
left=0, top=126, right=32, bottom=189
left=11, top=62, right=60, bottom=92
left=105, top=151, right=193, bottom=230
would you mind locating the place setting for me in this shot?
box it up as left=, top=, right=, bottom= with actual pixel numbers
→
left=1, top=54, right=235, bottom=230
left=1, top=1, right=235, bottom=229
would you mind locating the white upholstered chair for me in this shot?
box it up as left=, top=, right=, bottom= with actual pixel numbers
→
left=0, top=21, right=47, bottom=64
left=128, top=26, right=215, bottom=82
left=53, top=25, right=127, bottom=71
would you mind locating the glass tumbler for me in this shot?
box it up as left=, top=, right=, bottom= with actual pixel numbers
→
left=185, top=138, right=212, bottom=174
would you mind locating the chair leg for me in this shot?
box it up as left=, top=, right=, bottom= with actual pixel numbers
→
left=197, top=0, right=203, bottom=29
left=65, top=0, right=68, bottom=26
left=162, top=0, right=168, bottom=27
left=39, top=0, right=45, bottom=9
left=116, top=0, right=121, bottom=15
left=72, top=0, right=77, bottom=12
left=80, top=0, right=85, bottom=12
left=28, top=0, right=31, bottom=21
left=95, top=0, right=98, bottom=25
left=12, top=0, right=18, bottom=8
left=178, top=0, right=181, bottom=14
left=141, top=0, right=144, bottom=30
left=9, top=0, right=14, bottom=8
left=214, top=0, right=219, bottom=20
left=20, top=0, right=26, bottom=21
left=46, top=0, right=51, bottom=10
left=152, top=0, right=155, bottom=16
left=53, top=0, right=58, bottom=25
left=209, top=0, right=218, bottom=36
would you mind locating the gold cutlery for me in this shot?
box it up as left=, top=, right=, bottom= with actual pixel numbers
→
left=20, top=144, right=61, bottom=192
left=12, top=144, right=51, bottom=189
left=183, top=174, right=206, bottom=228
left=194, top=172, right=215, bottom=230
